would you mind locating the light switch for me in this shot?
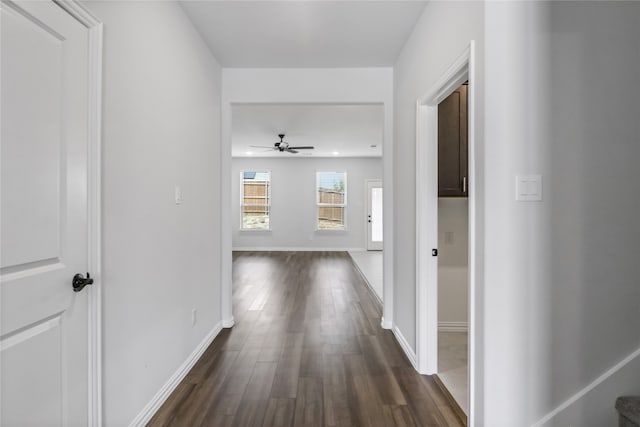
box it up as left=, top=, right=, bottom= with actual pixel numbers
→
left=516, top=175, right=542, bottom=201
left=175, top=185, right=183, bottom=205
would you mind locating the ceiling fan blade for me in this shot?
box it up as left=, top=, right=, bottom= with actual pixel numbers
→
left=289, top=146, right=314, bottom=150
left=286, top=149, right=299, bottom=154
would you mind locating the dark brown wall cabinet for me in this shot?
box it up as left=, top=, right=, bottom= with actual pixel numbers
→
left=438, top=84, right=468, bottom=197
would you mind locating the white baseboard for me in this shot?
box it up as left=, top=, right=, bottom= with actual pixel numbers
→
left=438, top=321, right=468, bottom=333
left=232, top=247, right=365, bottom=252
left=222, top=316, right=235, bottom=328
left=380, top=317, right=392, bottom=330
left=392, top=324, right=417, bottom=370
left=128, top=321, right=223, bottom=427
left=533, top=344, right=640, bottom=427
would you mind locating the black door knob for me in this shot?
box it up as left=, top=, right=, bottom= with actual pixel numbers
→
left=72, top=272, right=94, bottom=292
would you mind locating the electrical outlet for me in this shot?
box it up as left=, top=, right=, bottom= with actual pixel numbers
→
left=445, top=231, right=454, bottom=245
left=191, top=308, right=197, bottom=326
left=175, top=185, right=183, bottom=205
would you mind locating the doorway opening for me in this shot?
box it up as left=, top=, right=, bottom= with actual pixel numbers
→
left=436, top=82, right=469, bottom=416
left=416, top=42, right=476, bottom=425
left=228, top=103, right=387, bottom=310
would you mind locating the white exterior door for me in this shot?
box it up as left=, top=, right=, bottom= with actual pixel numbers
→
left=366, top=180, right=383, bottom=251
left=1, top=1, right=91, bottom=425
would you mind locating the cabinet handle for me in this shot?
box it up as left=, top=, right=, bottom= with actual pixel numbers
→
left=462, top=177, right=467, bottom=193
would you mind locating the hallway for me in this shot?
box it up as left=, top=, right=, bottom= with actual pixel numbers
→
left=148, top=251, right=464, bottom=426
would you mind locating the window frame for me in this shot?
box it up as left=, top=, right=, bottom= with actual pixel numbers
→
left=316, top=171, right=347, bottom=231
left=240, top=170, right=272, bottom=231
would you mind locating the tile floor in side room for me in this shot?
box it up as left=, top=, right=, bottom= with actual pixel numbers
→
left=438, top=331, right=468, bottom=414
left=348, top=250, right=383, bottom=302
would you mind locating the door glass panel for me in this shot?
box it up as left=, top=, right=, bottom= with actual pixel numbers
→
left=371, top=188, right=383, bottom=242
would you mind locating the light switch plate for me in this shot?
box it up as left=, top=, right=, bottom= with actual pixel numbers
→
left=516, top=175, right=542, bottom=201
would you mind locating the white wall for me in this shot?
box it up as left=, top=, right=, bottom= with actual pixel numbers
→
left=392, top=0, right=484, bottom=417
left=483, top=2, right=640, bottom=425
left=221, top=68, right=395, bottom=327
left=539, top=352, right=640, bottom=427
left=398, top=3, right=640, bottom=424
left=84, top=2, right=222, bottom=425
left=232, top=157, right=382, bottom=250
left=438, top=199, right=468, bottom=327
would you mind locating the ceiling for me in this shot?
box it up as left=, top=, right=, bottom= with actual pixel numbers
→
left=182, top=2, right=416, bottom=158
left=180, top=1, right=428, bottom=68
left=232, top=104, right=383, bottom=157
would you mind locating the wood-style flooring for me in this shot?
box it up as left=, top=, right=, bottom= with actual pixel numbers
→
left=148, top=251, right=465, bottom=427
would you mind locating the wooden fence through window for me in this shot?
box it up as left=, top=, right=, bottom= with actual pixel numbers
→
left=242, top=182, right=344, bottom=223
left=242, top=180, right=270, bottom=215
left=318, top=189, right=345, bottom=223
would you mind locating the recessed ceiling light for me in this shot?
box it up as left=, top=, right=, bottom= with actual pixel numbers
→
left=332, top=151, right=340, bottom=156
left=246, top=151, right=253, bottom=155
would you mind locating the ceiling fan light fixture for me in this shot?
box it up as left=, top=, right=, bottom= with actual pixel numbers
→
left=251, top=133, right=315, bottom=155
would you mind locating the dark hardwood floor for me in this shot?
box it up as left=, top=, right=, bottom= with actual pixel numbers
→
left=148, top=251, right=464, bottom=427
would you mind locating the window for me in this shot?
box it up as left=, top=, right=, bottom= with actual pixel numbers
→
left=317, top=171, right=347, bottom=230
left=241, top=171, right=271, bottom=230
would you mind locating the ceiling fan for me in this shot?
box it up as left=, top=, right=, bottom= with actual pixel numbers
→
left=250, top=134, right=314, bottom=154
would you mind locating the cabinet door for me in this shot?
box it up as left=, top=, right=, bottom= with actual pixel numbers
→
left=438, top=84, right=468, bottom=197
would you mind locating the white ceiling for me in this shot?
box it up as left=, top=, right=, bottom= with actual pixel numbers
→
left=232, top=104, right=383, bottom=157
left=182, top=2, right=419, bottom=158
left=180, top=1, right=428, bottom=68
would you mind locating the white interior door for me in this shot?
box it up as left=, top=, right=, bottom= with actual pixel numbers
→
left=1, top=1, right=91, bottom=425
left=367, top=180, right=383, bottom=251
